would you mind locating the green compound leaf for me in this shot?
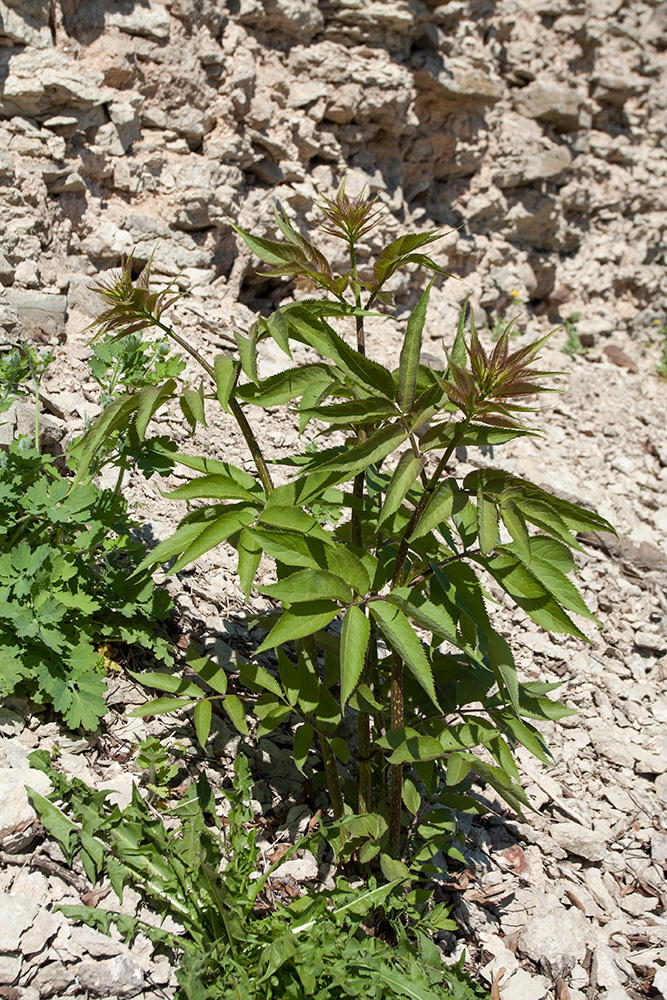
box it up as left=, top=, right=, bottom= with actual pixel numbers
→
left=477, top=492, right=499, bottom=556
left=340, top=605, right=370, bottom=708
left=506, top=535, right=597, bottom=622
left=223, top=694, right=249, bottom=735
left=236, top=527, right=262, bottom=598
left=409, top=479, right=467, bottom=542
left=299, top=398, right=397, bottom=426
left=128, top=696, right=197, bottom=717
left=180, top=386, right=207, bottom=431
left=479, top=551, right=590, bottom=640
left=194, top=699, right=212, bottom=748
left=398, top=279, right=434, bottom=413
left=499, top=499, right=531, bottom=565
left=256, top=602, right=340, bottom=653
left=293, top=423, right=408, bottom=486
left=370, top=601, right=440, bottom=711
left=236, top=363, right=337, bottom=407
left=377, top=451, right=425, bottom=528
left=213, top=355, right=239, bottom=412
left=284, top=306, right=396, bottom=400
left=293, top=722, right=314, bottom=774
left=259, top=568, right=353, bottom=605
left=418, top=421, right=534, bottom=452
left=130, top=671, right=202, bottom=698
left=167, top=472, right=260, bottom=503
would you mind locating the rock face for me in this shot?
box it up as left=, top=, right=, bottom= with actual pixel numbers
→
left=0, top=0, right=663, bottom=343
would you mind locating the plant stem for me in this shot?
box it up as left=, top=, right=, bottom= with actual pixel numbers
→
left=348, top=238, right=365, bottom=547
left=113, top=456, right=127, bottom=496
left=319, top=733, right=345, bottom=822
left=388, top=650, right=404, bottom=855
left=357, top=625, right=374, bottom=814
left=302, top=634, right=346, bottom=826
left=156, top=320, right=275, bottom=496
left=392, top=417, right=470, bottom=589
left=34, top=386, right=40, bottom=454
left=349, top=241, right=365, bottom=357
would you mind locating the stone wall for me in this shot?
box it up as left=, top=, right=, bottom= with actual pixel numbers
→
left=0, top=0, right=665, bottom=344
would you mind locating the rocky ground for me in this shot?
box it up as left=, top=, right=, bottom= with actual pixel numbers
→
left=1, top=0, right=666, bottom=997
left=1, top=293, right=667, bottom=1000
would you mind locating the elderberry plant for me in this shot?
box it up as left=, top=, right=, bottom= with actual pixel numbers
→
left=77, top=184, right=614, bottom=872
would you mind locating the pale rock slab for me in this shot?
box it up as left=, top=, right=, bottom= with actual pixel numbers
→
left=0, top=0, right=53, bottom=48
left=0, top=751, right=53, bottom=852
left=512, top=79, right=583, bottom=131
left=499, top=968, right=550, bottom=1000
left=106, top=2, right=171, bottom=40
left=0, top=953, right=21, bottom=985
left=0, top=894, right=39, bottom=952
left=518, top=894, right=592, bottom=977
left=76, top=954, right=145, bottom=997
left=237, top=0, right=324, bottom=38
left=550, top=822, right=607, bottom=861
left=0, top=48, right=114, bottom=117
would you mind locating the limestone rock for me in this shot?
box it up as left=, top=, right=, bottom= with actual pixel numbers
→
left=414, top=53, right=504, bottom=110
left=5, top=290, right=67, bottom=332
left=321, top=0, right=425, bottom=49
left=550, top=823, right=607, bottom=862
left=0, top=48, right=113, bottom=117
left=106, top=2, right=171, bottom=40
left=513, top=79, right=583, bottom=131
left=500, top=968, right=550, bottom=1000
left=0, top=895, right=39, bottom=952
left=0, top=0, right=53, bottom=48
left=236, top=0, right=324, bottom=39
left=519, top=894, right=592, bottom=977
left=76, top=955, right=144, bottom=998
left=0, top=745, right=53, bottom=851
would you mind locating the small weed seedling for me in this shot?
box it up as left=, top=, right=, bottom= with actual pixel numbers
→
left=654, top=322, right=667, bottom=378
left=562, top=311, right=586, bottom=356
